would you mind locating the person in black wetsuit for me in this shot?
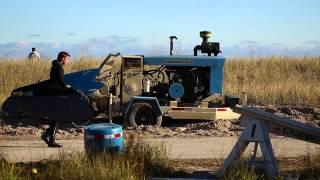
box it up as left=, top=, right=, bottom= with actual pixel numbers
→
left=41, top=51, right=71, bottom=147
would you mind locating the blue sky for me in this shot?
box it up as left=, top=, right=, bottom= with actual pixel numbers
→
left=0, top=0, right=320, bottom=58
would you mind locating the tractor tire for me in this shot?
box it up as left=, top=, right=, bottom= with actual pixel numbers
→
left=127, top=102, right=162, bottom=128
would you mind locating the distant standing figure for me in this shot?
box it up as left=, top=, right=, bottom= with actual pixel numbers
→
left=28, top=47, right=40, bottom=60
left=41, top=51, right=71, bottom=147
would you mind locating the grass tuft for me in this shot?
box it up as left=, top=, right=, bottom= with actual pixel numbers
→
left=0, top=135, right=171, bottom=179
left=223, top=162, right=266, bottom=180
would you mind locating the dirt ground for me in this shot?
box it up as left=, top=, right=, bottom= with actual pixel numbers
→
left=1, top=104, right=319, bottom=140
left=1, top=104, right=320, bottom=178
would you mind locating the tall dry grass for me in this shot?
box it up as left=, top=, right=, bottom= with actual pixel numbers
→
left=0, top=56, right=319, bottom=107
left=224, top=56, right=320, bottom=107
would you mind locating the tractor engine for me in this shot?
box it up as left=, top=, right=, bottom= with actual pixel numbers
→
left=144, top=66, right=210, bottom=105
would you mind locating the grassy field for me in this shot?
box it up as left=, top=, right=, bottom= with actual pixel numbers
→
left=0, top=56, right=319, bottom=107
left=224, top=56, right=320, bottom=107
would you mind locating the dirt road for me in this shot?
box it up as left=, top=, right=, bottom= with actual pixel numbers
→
left=1, top=136, right=319, bottom=163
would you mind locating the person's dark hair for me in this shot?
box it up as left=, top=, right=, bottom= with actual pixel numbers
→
left=57, top=51, right=70, bottom=61
left=32, top=47, right=36, bottom=51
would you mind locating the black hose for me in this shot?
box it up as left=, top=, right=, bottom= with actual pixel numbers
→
left=99, top=53, right=120, bottom=70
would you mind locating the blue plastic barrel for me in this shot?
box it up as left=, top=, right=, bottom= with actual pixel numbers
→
left=84, top=123, right=123, bottom=153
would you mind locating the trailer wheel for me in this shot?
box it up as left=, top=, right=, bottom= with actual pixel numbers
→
left=127, top=102, right=162, bottom=127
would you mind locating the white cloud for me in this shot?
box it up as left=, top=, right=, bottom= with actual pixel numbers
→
left=222, top=41, right=320, bottom=57
left=0, top=35, right=143, bottom=58
left=67, top=33, right=76, bottom=36
left=27, top=34, right=41, bottom=37
left=0, top=36, right=320, bottom=58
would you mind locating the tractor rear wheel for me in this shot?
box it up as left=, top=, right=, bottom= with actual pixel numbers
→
left=127, top=102, right=162, bottom=128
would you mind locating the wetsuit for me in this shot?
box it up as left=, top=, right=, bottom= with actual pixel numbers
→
left=41, top=60, right=66, bottom=147
left=49, top=60, right=67, bottom=89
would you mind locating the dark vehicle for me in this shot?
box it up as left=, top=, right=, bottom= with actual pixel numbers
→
left=2, top=79, right=96, bottom=123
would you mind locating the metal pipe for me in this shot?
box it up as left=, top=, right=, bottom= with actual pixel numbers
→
left=241, top=92, right=247, bottom=105
left=193, top=45, right=201, bottom=56
left=109, top=93, right=113, bottom=123
left=169, top=36, right=178, bottom=55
